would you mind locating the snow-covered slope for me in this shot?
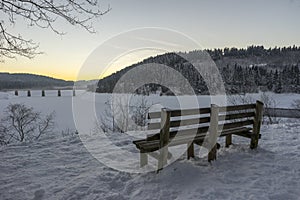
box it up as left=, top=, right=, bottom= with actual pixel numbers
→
left=1, top=120, right=300, bottom=200
left=1, top=91, right=300, bottom=199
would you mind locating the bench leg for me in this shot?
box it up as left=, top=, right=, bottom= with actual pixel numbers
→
left=140, top=151, right=148, bottom=167
left=225, top=134, right=232, bottom=148
left=208, top=144, right=217, bottom=162
left=187, top=142, right=195, bottom=159
left=158, top=147, right=168, bottom=171
left=250, top=135, right=259, bottom=149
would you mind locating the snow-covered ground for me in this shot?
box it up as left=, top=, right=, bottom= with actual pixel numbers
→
left=1, top=91, right=300, bottom=199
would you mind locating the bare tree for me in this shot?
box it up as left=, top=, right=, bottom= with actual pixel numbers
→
left=98, top=102, right=123, bottom=133
left=131, top=95, right=151, bottom=127
left=260, top=92, right=279, bottom=124
left=228, top=93, right=255, bottom=105
left=97, top=95, right=153, bottom=133
left=0, top=0, right=110, bottom=60
left=0, top=126, right=8, bottom=145
left=0, top=103, right=55, bottom=143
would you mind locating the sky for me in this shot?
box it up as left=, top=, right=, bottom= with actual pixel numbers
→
left=1, top=0, right=300, bottom=80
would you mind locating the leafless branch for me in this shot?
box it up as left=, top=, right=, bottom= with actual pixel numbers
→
left=37, top=111, right=55, bottom=139
left=0, top=0, right=110, bottom=60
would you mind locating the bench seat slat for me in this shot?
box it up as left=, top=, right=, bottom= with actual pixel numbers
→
left=133, top=127, right=255, bottom=152
left=146, top=119, right=254, bottom=141
left=137, top=127, right=251, bottom=147
left=134, top=134, right=206, bottom=152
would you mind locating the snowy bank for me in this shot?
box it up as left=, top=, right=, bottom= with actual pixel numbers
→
left=1, top=120, right=300, bottom=199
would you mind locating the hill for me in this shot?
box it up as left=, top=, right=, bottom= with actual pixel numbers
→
left=96, top=45, right=300, bottom=95
left=0, top=73, right=74, bottom=90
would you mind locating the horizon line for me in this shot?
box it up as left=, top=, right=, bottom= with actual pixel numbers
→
left=3, top=44, right=300, bottom=81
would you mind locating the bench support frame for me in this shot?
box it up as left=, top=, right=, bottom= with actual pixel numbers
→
left=135, top=101, right=264, bottom=170
left=157, top=108, right=171, bottom=171
left=250, top=101, right=264, bottom=149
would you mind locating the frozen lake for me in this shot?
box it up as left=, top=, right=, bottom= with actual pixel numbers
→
left=1, top=90, right=300, bottom=133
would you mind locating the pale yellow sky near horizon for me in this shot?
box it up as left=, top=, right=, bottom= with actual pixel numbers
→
left=1, top=0, right=300, bottom=81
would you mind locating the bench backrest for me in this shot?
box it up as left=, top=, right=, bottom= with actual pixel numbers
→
left=147, top=101, right=263, bottom=140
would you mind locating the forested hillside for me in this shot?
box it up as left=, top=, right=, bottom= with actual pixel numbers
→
left=0, top=73, right=74, bottom=90
left=97, top=46, right=300, bottom=95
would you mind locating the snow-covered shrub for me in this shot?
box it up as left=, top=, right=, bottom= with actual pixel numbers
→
left=61, top=128, right=79, bottom=137
left=0, top=103, right=55, bottom=144
left=260, top=92, right=279, bottom=124
left=98, top=95, right=152, bottom=133
left=228, top=92, right=279, bottom=124
left=228, top=93, right=255, bottom=105
left=130, top=96, right=151, bottom=127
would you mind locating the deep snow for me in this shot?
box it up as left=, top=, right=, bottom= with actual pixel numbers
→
left=1, top=91, right=300, bottom=199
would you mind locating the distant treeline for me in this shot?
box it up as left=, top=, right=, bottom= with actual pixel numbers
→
left=96, top=45, right=300, bottom=95
left=0, top=73, right=74, bottom=90
left=207, top=45, right=300, bottom=60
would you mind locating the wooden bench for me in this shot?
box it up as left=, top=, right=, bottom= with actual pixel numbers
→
left=133, top=101, right=264, bottom=170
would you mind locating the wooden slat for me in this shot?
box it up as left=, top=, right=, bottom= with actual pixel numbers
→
left=134, top=127, right=255, bottom=152
left=137, top=134, right=207, bottom=152
left=148, top=120, right=254, bottom=140
left=170, top=117, right=210, bottom=127
left=219, top=104, right=256, bottom=112
left=133, top=138, right=149, bottom=145
left=148, top=116, right=211, bottom=130
left=220, top=127, right=252, bottom=137
left=148, top=112, right=254, bottom=130
left=136, top=127, right=251, bottom=148
left=169, top=126, right=210, bottom=138
left=220, top=120, right=254, bottom=130
left=147, top=125, right=209, bottom=141
left=142, top=128, right=208, bottom=145
left=148, top=111, right=161, bottom=119
left=170, top=107, right=211, bottom=117
left=149, top=104, right=256, bottom=120
left=146, top=132, right=160, bottom=141
left=218, top=112, right=255, bottom=121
